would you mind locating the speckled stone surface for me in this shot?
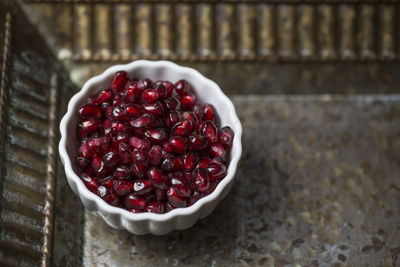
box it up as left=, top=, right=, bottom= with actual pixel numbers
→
left=82, top=95, right=400, bottom=267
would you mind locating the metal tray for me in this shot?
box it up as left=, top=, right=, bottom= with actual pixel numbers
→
left=1, top=1, right=400, bottom=266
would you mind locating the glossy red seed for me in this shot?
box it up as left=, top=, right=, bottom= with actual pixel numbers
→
left=131, top=150, right=148, bottom=165
left=191, top=102, right=204, bottom=121
left=183, top=171, right=193, bottom=184
left=141, top=89, right=159, bottom=103
left=174, top=79, right=191, bottom=95
left=123, top=81, right=141, bottom=103
left=112, top=95, right=123, bottom=106
left=129, top=136, right=151, bottom=151
left=100, top=102, right=114, bottom=119
left=80, top=173, right=99, bottom=192
left=118, top=142, right=131, bottom=164
left=78, top=142, right=94, bottom=158
left=111, top=71, right=128, bottom=93
left=147, top=201, right=166, bottom=214
left=188, top=191, right=203, bottom=206
left=207, top=161, right=227, bottom=181
left=181, top=111, right=198, bottom=126
left=102, top=119, right=112, bottom=136
left=143, top=101, right=164, bottom=116
left=137, top=78, right=153, bottom=91
left=171, top=176, right=191, bottom=198
left=148, top=168, right=168, bottom=189
left=155, top=84, right=168, bottom=100
left=164, top=97, right=181, bottom=111
left=166, top=202, right=174, bottom=212
left=113, top=165, right=132, bottom=180
left=99, top=175, right=114, bottom=188
left=193, top=168, right=209, bottom=192
left=199, top=120, right=218, bottom=143
left=107, top=190, right=121, bottom=207
left=162, top=142, right=173, bottom=153
left=197, top=157, right=212, bottom=169
left=96, top=185, right=110, bottom=201
left=112, top=105, right=128, bottom=121
left=103, top=151, right=119, bottom=167
left=95, top=89, right=113, bottom=104
left=124, top=193, right=146, bottom=209
left=218, top=126, right=234, bottom=147
left=207, top=142, right=227, bottom=161
left=79, top=104, right=102, bottom=119
left=130, top=163, right=148, bottom=179
left=161, top=81, right=175, bottom=97
left=130, top=113, right=154, bottom=128
left=113, top=179, right=133, bottom=196
left=148, top=145, right=162, bottom=166
left=111, top=121, right=131, bottom=134
left=161, top=156, right=182, bottom=172
left=113, top=132, right=131, bottom=144
left=133, top=180, right=153, bottom=195
left=203, top=104, right=218, bottom=122
left=87, top=136, right=110, bottom=152
left=169, top=136, right=187, bottom=154
left=171, top=120, right=193, bottom=137
left=180, top=94, right=196, bottom=110
left=91, top=156, right=107, bottom=176
left=145, top=128, right=167, bottom=144
left=188, top=135, right=208, bottom=151
left=77, top=118, right=101, bottom=139
left=182, top=152, right=199, bottom=170
left=167, top=187, right=187, bottom=208
left=125, top=104, right=143, bottom=118
left=155, top=188, right=166, bottom=201
left=205, top=181, right=219, bottom=195
left=165, top=110, right=181, bottom=128
left=76, top=156, right=90, bottom=169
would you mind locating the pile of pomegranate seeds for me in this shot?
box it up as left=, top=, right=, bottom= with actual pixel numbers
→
left=75, top=71, right=234, bottom=214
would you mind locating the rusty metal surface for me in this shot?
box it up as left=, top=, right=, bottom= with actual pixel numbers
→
left=21, top=2, right=400, bottom=62
left=82, top=95, right=400, bottom=266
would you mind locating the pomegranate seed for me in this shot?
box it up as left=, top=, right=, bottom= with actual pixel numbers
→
left=113, top=165, right=132, bottom=180
left=76, top=156, right=90, bottom=169
left=124, top=193, right=146, bottom=210
left=141, top=89, right=159, bottom=103
left=147, top=201, right=166, bottom=214
left=79, top=104, right=102, bottom=119
left=166, top=187, right=187, bottom=208
left=145, top=128, right=167, bottom=144
left=188, top=191, right=203, bottom=206
left=102, top=119, right=112, bottom=136
left=133, top=180, right=153, bottom=195
left=131, top=150, right=148, bottom=165
left=137, top=78, right=153, bottom=91
left=171, top=176, right=191, bottom=198
left=188, top=135, right=208, bottom=151
left=111, top=71, right=128, bottom=93
left=125, top=104, right=144, bottom=118
left=162, top=142, right=174, bottom=153
left=171, top=120, right=193, bottom=137
left=182, top=152, right=199, bottom=170
left=113, top=132, right=131, bottom=144
left=100, top=102, right=114, bottom=119
left=87, top=136, right=110, bottom=152
left=203, top=104, right=218, bottom=122
left=193, top=168, right=209, bottom=192
left=180, top=94, right=196, bottom=110
left=123, top=81, right=141, bottom=103
left=148, top=168, right=168, bottom=189
left=99, top=175, right=114, bottom=188
left=174, top=79, right=191, bottom=95
left=197, top=157, right=212, bottom=169
left=78, top=142, right=94, bottom=158
left=169, top=136, right=187, bottom=154
left=77, top=118, right=101, bottom=139
left=164, top=97, right=181, bottom=111
left=148, top=145, right=162, bottom=166
left=207, top=161, right=227, bottom=181
left=207, top=142, right=227, bottom=161
left=192, top=102, right=204, bottom=121
left=218, top=126, right=234, bottom=147
left=199, top=120, right=218, bottom=143
left=91, top=156, right=107, bottom=176
left=118, top=142, right=131, bottom=164
left=112, top=95, right=123, bottom=106
left=143, top=101, right=164, bottom=116
left=107, top=190, right=121, bottom=206
left=183, top=171, right=193, bottom=184
left=103, top=151, right=119, bottom=167
left=161, top=81, right=175, bottom=97
left=130, top=113, right=154, bottom=128
left=155, top=84, right=168, bottom=100
left=166, top=202, right=174, bottom=212
left=111, top=121, right=131, bottom=134
left=130, top=163, right=148, bottom=179
left=161, top=156, right=182, bottom=172
left=181, top=111, right=198, bottom=126
left=205, top=181, right=219, bottom=195
left=155, top=188, right=166, bottom=201
left=113, top=179, right=133, bottom=196
left=129, top=136, right=151, bottom=151
left=95, top=89, right=113, bottom=104
left=112, top=105, right=128, bottom=121
left=165, top=110, right=181, bottom=128
left=144, top=192, right=156, bottom=203
left=96, top=185, right=110, bottom=201
left=80, top=173, right=99, bottom=192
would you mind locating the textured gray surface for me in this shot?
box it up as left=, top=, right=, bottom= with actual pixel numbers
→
left=82, top=95, right=400, bottom=267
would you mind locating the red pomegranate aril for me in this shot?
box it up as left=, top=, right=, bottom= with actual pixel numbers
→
left=145, top=128, right=167, bottom=144
left=203, top=104, right=218, bottom=122
left=111, top=71, right=128, bottom=93
left=165, top=110, right=181, bottom=127
left=118, top=142, right=131, bottom=164
left=112, top=94, right=123, bottom=107
left=77, top=118, right=101, bottom=139
left=169, top=136, right=187, bottom=154
left=167, top=187, right=187, bottom=208
left=113, top=179, right=133, bottom=196
left=171, top=176, right=191, bottom=198
left=155, top=84, right=168, bottom=100
left=114, top=132, right=131, bottom=144
left=130, top=163, right=148, bottom=179
left=107, top=190, right=120, bottom=207
left=182, top=152, right=199, bottom=171
left=205, top=181, right=219, bottom=195
left=188, top=191, right=203, bottom=206
left=148, top=145, right=162, bottom=166
left=161, top=156, right=182, bottom=172
left=99, top=175, right=114, bottom=188
left=144, top=192, right=156, bottom=203
left=197, top=157, right=212, bottom=169
left=174, top=79, right=191, bottom=95
left=137, top=78, right=153, bottom=91
left=91, top=156, right=107, bottom=176
left=79, top=104, right=102, bottom=119
left=188, top=135, right=208, bottom=151
left=207, top=142, right=227, bottom=161
left=130, top=113, right=154, bottom=128
left=143, top=101, right=164, bottom=116
left=133, top=180, right=153, bottom=195
left=123, top=81, right=141, bottom=103
left=207, top=161, right=227, bottom=181
left=155, top=188, right=166, bottom=201
left=103, top=151, right=119, bottom=167
left=95, top=89, right=113, bottom=104
left=199, top=120, right=218, bottom=143
left=76, top=156, right=90, bottom=169
left=125, top=104, right=143, bottom=118
left=78, top=142, right=93, bottom=158
left=87, top=136, right=110, bottom=152
left=160, top=81, right=175, bottom=97
left=102, top=119, right=112, bottom=136
left=147, top=201, right=166, bottom=214
left=124, top=193, right=146, bottom=209
left=218, top=126, right=234, bottom=147
left=148, top=168, right=168, bottom=189
left=164, top=97, right=181, bottom=111
left=100, top=102, right=113, bottom=119
left=171, top=120, right=193, bottom=137
left=129, top=136, right=151, bottom=151
left=96, top=186, right=110, bottom=201
left=192, top=102, right=204, bottom=121
left=193, top=168, right=209, bottom=192
left=111, top=121, right=131, bottom=134
left=180, top=94, right=196, bottom=110
left=80, top=173, right=100, bottom=192
left=113, top=165, right=132, bottom=180
left=131, top=150, right=148, bottom=165
left=183, top=171, right=193, bottom=183
left=181, top=111, right=198, bottom=126
left=162, top=142, right=173, bottom=153
left=141, top=89, right=159, bottom=103
left=112, top=105, right=128, bottom=121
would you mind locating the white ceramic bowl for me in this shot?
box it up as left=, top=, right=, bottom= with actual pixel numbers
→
left=59, top=60, right=242, bottom=235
